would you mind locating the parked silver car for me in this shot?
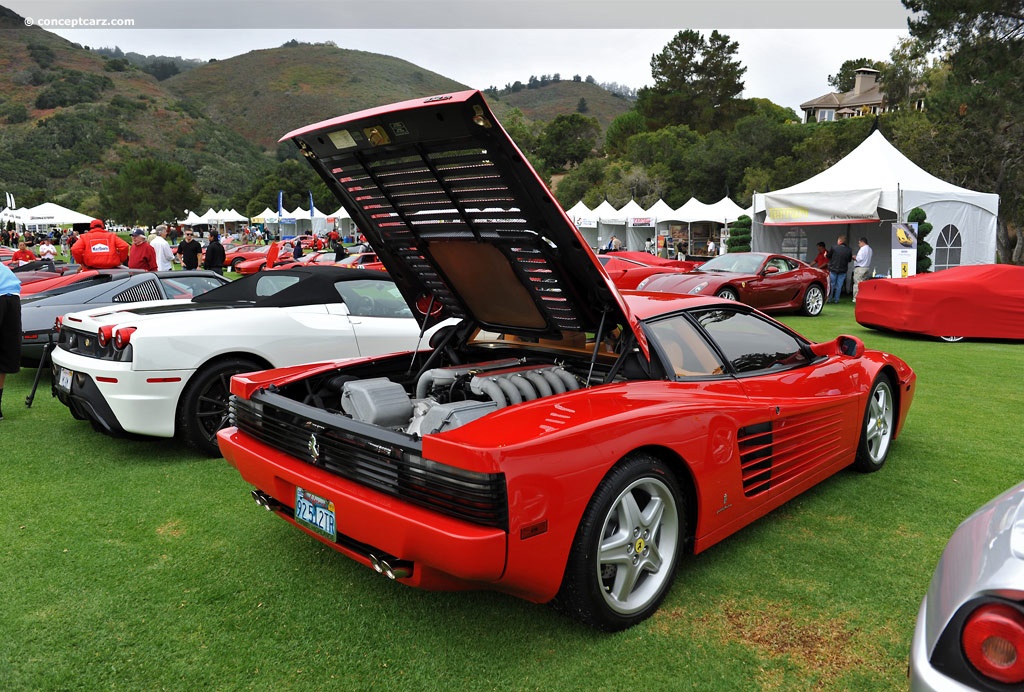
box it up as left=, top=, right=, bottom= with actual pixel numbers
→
left=909, top=482, right=1024, bottom=690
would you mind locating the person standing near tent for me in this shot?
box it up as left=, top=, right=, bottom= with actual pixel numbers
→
left=852, top=237, right=873, bottom=302
left=812, top=242, right=829, bottom=270
left=826, top=235, right=853, bottom=304
left=150, top=225, right=174, bottom=272
left=72, top=219, right=129, bottom=269
left=177, top=230, right=203, bottom=270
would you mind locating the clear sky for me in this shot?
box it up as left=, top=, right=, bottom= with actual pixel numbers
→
left=6, top=1, right=913, bottom=115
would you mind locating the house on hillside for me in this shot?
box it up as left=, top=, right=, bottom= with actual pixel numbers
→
left=801, top=67, right=888, bottom=124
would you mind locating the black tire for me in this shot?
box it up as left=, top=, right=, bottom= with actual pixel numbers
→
left=554, top=454, right=685, bottom=631
left=853, top=374, right=895, bottom=473
left=230, top=257, right=244, bottom=271
left=801, top=284, right=825, bottom=316
left=715, top=287, right=738, bottom=302
left=177, top=357, right=262, bottom=457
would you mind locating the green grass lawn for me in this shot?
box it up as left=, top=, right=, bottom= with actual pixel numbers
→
left=2, top=299, right=1021, bottom=690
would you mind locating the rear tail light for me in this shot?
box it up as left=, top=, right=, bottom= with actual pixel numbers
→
left=97, top=325, right=114, bottom=347
left=963, top=603, right=1024, bottom=684
left=113, top=327, right=137, bottom=350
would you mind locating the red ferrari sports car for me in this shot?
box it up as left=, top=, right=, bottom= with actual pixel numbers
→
left=218, top=91, right=916, bottom=631
left=599, top=252, right=703, bottom=290
left=637, top=252, right=829, bottom=317
left=855, top=264, right=1024, bottom=341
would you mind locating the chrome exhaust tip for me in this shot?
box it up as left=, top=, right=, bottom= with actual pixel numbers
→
left=369, top=554, right=384, bottom=573
left=368, top=554, right=412, bottom=580
left=251, top=489, right=272, bottom=510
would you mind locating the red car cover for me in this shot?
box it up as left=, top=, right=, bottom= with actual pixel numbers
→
left=855, top=264, right=1024, bottom=339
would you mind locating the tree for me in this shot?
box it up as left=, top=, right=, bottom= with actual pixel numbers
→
left=901, top=0, right=1024, bottom=263
left=878, top=38, right=930, bottom=110
left=576, top=98, right=588, bottom=114
left=535, top=113, right=601, bottom=170
left=827, top=58, right=886, bottom=92
left=99, top=158, right=201, bottom=226
left=604, top=111, right=647, bottom=155
left=636, top=30, right=746, bottom=133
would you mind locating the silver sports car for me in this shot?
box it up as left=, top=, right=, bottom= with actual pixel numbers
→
left=909, top=481, right=1024, bottom=690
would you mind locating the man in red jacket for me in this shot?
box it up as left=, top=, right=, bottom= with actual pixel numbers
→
left=71, top=219, right=129, bottom=269
left=127, top=229, right=157, bottom=271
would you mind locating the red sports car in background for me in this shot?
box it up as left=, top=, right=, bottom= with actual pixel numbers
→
left=221, top=244, right=267, bottom=272
left=218, top=91, right=915, bottom=631
left=266, top=251, right=343, bottom=271
left=637, top=252, right=829, bottom=317
left=233, top=242, right=300, bottom=275
left=599, top=251, right=703, bottom=290
left=336, top=252, right=385, bottom=272
left=856, top=264, right=1024, bottom=341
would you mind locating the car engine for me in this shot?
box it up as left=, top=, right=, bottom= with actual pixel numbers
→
left=333, top=358, right=582, bottom=437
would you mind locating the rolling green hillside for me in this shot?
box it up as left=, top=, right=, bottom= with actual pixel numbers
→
left=163, top=43, right=470, bottom=149
left=493, top=80, right=634, bottom=135
left=0, top=6, right=272, bottom=214
left=0, top=4, right=635, bottom=216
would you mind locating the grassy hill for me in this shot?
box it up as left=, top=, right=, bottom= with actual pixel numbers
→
left=0, top=5, right=635, bottom=216
left=163, top=43, right=470, bottom=149
left=491, top=80, right=634, bottom=135
left=0, top=6, right=272, bottom=215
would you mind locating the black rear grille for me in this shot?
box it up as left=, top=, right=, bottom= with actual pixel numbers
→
left=232, top=395, right=508, bottom=530
left=738, top=422, right=773, bottom=497
left=113, top=279, right=162, bottom=303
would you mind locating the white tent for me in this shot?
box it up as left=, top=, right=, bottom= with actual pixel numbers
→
left=22, top=202, right=95, bottom=226
left=618, top=199, right=654, bottom=250
left=566, top=200, right=597, bottom=229
left=250, top=207, right=278, bottom=224
left=704, top=197, right=747, bottom=224
left=751, top=131, right=999, bottom=270
left=646, top=199, right=685, bottom=223
left=179, top=210, right=205, bottom=226
left=676, top=197, right=712, bottom=223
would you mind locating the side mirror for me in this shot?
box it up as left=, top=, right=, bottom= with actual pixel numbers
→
left=807, top=334, right=865, bottom=359
left=763, top=265, right=780, bottom=275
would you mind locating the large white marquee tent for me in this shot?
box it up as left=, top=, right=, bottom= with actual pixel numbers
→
left=750, top=131, right=999, bottom=271
left=568, top=196, right=748, bottom=255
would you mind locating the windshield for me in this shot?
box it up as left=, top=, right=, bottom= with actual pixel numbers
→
left=697, top=254, right=764, bottom=274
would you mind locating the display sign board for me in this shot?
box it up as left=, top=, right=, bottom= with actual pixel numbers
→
left=891, top=222, right=918, bottom=278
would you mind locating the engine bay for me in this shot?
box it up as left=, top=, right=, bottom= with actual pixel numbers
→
left=270, top=322, right=645, bottom=439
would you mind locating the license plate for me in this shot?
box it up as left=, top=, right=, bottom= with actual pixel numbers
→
left=294, top=487, right=336, bottom=541
left=58, top=367, right=73, bottom=392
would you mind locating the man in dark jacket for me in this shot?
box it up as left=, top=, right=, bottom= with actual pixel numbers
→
left=203, top=231, right=226, bottom=274
left=177, top=230, right=203, bottom=270
left=826, top=235, right=853, bottom=304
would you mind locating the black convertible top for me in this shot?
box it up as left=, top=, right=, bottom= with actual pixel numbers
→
left=190, top=266, right=394, bottom=308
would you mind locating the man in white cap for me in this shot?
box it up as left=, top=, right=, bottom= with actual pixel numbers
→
left=151, top=224, right=174, bottom=272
